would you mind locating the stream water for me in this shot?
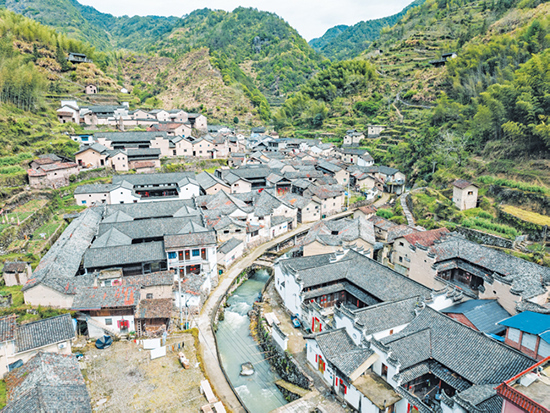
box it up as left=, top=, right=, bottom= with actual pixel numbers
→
left=216, top=270, right=287, bottom=413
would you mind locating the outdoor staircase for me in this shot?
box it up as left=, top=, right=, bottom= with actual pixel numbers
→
left=85, top=316, right=121, bottom=339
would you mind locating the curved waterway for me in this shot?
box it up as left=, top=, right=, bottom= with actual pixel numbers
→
left=216, top=270, right=287, bottom=413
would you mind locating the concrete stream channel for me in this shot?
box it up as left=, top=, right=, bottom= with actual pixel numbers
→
left=215, top=269, right=288, bottom=413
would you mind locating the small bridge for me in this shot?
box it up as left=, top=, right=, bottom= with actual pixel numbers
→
left=252, top=259, right=274, bottom=268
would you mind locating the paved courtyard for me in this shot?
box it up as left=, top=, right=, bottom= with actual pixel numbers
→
left=79, top=333, right=208, bottom=412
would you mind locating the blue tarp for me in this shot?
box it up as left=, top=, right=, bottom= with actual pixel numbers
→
left=95, top=335, right=113, bottom=349
left=498, top=311, right=550, bottom=335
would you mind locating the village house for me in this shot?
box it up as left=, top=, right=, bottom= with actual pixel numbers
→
left=23, top=200, right=217, bottom=312
left=304, top=184, right=345, bottom=217
left=343, top=130, right=365, bottom=145
left=217, top=238, right=244, bottom=268
left=72, top=285, right=139, bottom=337
left=196, top=171, right=231, bottom=195
left=441, top=299, right=510, bottom=336
left=340, top=148, right=374, bottom=166
left=281, top=193, right=321, bottom=223
left=85, top=84, right=97, bottom=94
left=407, top=233, right=550, bottom=315
left=391, top=227, right=450, bottom=275
left=496, top=357, right=550, bottom=413
left=316, top=160, right=350, bottom=186
left=309, top=303, right=536, bottom=413
left=498, top=311, right=550, bottom=360
left=56, top=100, right=80, bottom=124
left=74, top=143, right=111, bottom=169
left=80, top=105, right=129, bottom=126
left=0, top=314, right=75, bottom=377
left=452, top=179, right=478, bottom=210
left=354, top=205, right=377, bottom=220
left=367, top=125, right=386, bottom=138
left=3, top=352, right=91, bottom=412
left=187, top=113, right=208, bottom=131
left=296, top=217, right=376, bottom=257
left=147, top=122, right=192, bottom=138
left=2, top=261, right=31, bottom=287
left=27, top=154, right=79, bottom=189
left=274, top=248, right=433, bottom=318
left=134, top=298, right=172, bottom=337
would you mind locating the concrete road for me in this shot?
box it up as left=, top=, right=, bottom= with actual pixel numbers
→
left=196, top=210, right=355, bottom=412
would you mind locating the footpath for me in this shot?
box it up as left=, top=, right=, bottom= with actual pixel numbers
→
left=196, top=209, right=354, bottom=412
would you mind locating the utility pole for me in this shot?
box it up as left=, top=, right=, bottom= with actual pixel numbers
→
left=178, top=267, right=183, bottom=330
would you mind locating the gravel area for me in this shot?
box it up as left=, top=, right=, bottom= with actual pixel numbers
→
left=79, top=333, right=208, bottom=412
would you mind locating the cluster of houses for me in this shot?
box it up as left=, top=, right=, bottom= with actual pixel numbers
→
left=271, top=206, right=550, bottom=413
left=56, top=100, right=207, bottom=131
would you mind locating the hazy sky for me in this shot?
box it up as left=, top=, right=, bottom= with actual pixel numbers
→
left=78, top=0, right=413, bottom=40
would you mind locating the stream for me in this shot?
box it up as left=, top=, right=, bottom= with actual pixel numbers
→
left=215, top=269, right=287, bottom=413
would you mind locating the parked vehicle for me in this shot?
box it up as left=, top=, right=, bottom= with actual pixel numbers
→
left=291, top=314, right=301, bottom=328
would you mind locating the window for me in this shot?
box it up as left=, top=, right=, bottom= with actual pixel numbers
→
left=399, top=256, right=403, bottom=263
left=146, top=293, right=153, bottom=299
left=82, top=200, right=86, bottom=204
left=399, top=242, right=404, bottom=247
left=105, top=318, right=112, bottom=326
left=104, top=280, right=112, bottom=286
left=168, top=252, right=176, bottom=259
left=192, top=249, right=200, bottom=257
left=185, top=250, right=190, bottom=260
left=468, top=191, right=473, bottom=195
left=508, top=328, right=520, bottom=343
left=201, top=248, right=207, bottom=259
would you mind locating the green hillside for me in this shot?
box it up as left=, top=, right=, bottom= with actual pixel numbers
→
left=1, top=0, right=180, bottom=51
left=155, top=8, right=328, bottom=100
left=278, top=0, right=550, bottom=186
left=309, top=0, right=425, bottom=61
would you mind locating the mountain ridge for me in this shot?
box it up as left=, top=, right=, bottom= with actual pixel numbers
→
left=309, top=0, right=426, bottom=61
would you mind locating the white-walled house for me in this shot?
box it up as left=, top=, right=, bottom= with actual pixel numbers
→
left=0, top=314, right=75, bottom=378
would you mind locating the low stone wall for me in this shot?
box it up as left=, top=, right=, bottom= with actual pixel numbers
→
left=496, top=208, right=547, bottom=242
left=455, top=226, right=514, bottom=249
left=254, top=305, right=313, bottom=392
left=489, top=185, right=550, bottom=216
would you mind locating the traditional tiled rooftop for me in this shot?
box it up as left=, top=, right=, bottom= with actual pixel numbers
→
left=15, top=314, right=75, bottom=353
left=4, top=352, right=91, bottom=413
left=72, top=286, right=140, bottom=310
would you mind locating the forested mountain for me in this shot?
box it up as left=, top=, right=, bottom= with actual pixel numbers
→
left=309, top=0, right=425, bottom=61
left=0, top=0, right=180, bottom=51
left=278, top=0, right=550, bottom=185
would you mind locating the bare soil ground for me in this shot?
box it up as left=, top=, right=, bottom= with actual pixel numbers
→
left=80, top=333, right=209, bottom=412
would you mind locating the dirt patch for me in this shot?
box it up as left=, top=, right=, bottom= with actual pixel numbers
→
left=82, top=334, right=209, bottom=412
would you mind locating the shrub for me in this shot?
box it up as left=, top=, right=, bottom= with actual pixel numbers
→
left=376, top=208, right=394, bottom=219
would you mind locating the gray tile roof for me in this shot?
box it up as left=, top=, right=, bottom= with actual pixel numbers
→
left=72, top=286, right=140, bottom=310
left=431, top=234, right=550, bottom=299
left=442, top=299, right=510, bottom=335
left=122, top=271, right=175, bottom=287
left=103, top=199, right=197, bottom=221
left=317, top=160, right=342, bottom=174
left=90, top=228, right=132, bottom=249
left=95, top=131, right=169, bottom=142
left=380, top=306, right=535, bottom=385
left=0, top=315, right=17, bottom=342
left=74, top=183, right=116, bottom=195
left=3, top=262, right=28, bottom=273
left=387, top=225, right=418, bottom=243
left=281, top=249, right=432, bottom=303
left=314, top=328, right=373, bottom=376
left=112, top=172, right=196, bottom=187
left=305, top=184, right=344, bottom=199
left=23, top=208, right=101, bottom=293
left=281, top=193, right=319, bottom=209
left=96, top=216, right=205, bottom=241
left=135, top=298, right=172, bottom=319
left=301, top=217, right=375, bottom=247
left=74, top=142, right=109, bottom=156
left=196, top=171, right=229, bottom=190
left=4, top=352, right=91, bottom=413
left=349, top=296, right=422, bottom=337
left=15, top=314, right=75, bottom=353
left=218, top=238, right=243, bottom=255
left=164, top=230, right=217, bottom=249
left=84, top=241, right=166, bottom=269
